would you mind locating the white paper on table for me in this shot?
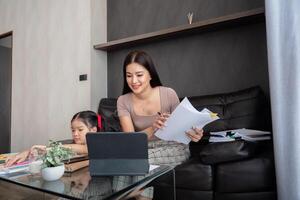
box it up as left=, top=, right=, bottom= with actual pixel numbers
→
left=155, top=97, right=219, bottom=144
left=149, top=165, right=160, bottom=172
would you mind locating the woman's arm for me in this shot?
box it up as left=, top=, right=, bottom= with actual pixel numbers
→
left=119, top=114, right=169, bottom=140
left=119, top=115, right=156, bottom=139
left=63, top=144, right=88, bottom=155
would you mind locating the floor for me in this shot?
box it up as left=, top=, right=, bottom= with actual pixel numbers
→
left=0, top=180, right=60, bottom=200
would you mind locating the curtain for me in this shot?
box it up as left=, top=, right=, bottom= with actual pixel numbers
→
left=265, top=0, right=300, bottom=199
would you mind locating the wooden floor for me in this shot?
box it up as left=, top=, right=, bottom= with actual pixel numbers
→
left=0, top=180, right=61, bottom=200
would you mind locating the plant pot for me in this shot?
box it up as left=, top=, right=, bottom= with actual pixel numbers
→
left=41, top=164, right=65, bottom=181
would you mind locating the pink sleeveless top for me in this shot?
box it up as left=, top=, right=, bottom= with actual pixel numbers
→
left=117, top=86, right=180, bottom=131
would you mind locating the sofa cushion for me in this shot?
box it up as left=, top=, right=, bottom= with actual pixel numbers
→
left=97, top=98, right=121, bottom=132
left=199, top=140, right=257, bottom=164
left=187, top=86, right=270, bottom=133
left=215, top=153, right=276, bottom=193
left=152, top=158, right=213, bottom=191
left=154, top=187, right=213, bottom=200
left=98, top=86, right=271, bottom=134
left=175, top=158, right=213, bottom=190
left=214, top=191, right=276, bottom=200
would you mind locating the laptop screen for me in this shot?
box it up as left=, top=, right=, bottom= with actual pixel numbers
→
left=86, top=132, right=149, bottom=176
left=86, top=132, right=148, bottom=159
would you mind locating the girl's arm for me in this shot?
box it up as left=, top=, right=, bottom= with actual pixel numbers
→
left=4, top=150, right=30, bottom=167
left=63, top=144, right=88, bottom=155
left=4, top=145, right=46, bottom=167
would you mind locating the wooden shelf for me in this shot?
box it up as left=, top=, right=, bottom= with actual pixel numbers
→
left=94, top=7, right=265, bottom=51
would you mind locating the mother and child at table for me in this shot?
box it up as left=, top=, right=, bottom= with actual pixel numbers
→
left=5, top=50, right=203, bottom=200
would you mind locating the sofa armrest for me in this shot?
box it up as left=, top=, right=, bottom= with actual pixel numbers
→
left=199, top=140, right=258, bottom=164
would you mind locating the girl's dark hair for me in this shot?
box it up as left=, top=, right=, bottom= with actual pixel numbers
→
left=122, top=50, right=162, bottom=94
left=71, top=110, right=100, bottom=131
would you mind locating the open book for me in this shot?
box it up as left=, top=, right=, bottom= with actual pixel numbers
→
left=0, top=160, right=30, bottom=175
left=209, top=128, right=271, bottom=142
left=155, top=97, right=219, bottom=144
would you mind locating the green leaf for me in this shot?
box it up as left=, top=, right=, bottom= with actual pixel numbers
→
left=41, top=140, right=75, bottom=168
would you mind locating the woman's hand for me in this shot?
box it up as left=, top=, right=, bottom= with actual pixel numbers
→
left=4, top=150, right=30, bottom=167
left=152, top=112, right=170, bottom=131
left=185, top=127, right=204, bottom=142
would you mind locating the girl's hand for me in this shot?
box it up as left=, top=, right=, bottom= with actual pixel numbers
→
left=185, top=127, right=204, bottom=142
left=4, top=150, right=30, bottom=167
left=30, top=145, right=47, bottom=153
left=4, top=145, right=47, bottom=168
left=29, top=145, right=47, bottom=159
left=152, top=112, right=170, bottom=131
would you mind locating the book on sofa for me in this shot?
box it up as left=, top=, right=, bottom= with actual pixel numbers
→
left=209, top=128, right=271, bottom=142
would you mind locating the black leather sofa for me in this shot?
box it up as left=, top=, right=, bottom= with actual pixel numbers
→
left=98, top=86, right=277, bottom=200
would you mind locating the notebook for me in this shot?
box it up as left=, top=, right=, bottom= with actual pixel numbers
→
left=86, top=132, right=149, bottom=176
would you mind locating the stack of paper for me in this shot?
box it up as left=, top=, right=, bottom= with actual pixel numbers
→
left=155, top=97, right=219, bottom=144
left=63, top=154, right=89, bottom=173
left=63, top=154, right=88, bottom=164
left=209, top=128, right=271, bottom=142
left=65, top=160, right=89, bottom=173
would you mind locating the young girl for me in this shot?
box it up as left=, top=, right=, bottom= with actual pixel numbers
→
left=5, top=110, right=101, bottom=167
left=117, top=50, right=203, bottom=200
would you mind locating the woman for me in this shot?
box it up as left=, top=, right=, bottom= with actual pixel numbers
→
left=117, top=50, right=203, bottom=200
left=5, top=110, right=101, bottom=167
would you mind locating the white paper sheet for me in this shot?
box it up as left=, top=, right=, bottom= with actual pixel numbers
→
left=154, top=97, right=219, bottom=144
left=149, top=165, right=160, bottom=172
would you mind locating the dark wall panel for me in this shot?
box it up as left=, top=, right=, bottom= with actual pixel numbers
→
left=107, top=0, right=269, bottom=99
left=0, top=46, right=11, bottom=153
left=108, top=0, right=264, bottom=40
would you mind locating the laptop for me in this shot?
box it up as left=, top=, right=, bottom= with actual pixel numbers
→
left=86, top=132, right=149, bottom=176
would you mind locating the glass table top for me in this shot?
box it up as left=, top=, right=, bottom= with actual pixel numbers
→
left=0, top=165, right=173, bottom=200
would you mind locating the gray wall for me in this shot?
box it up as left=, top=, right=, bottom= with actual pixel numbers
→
left=0, top=0, right=106, bottom=152
left=0, top=46, right=11, bottom=153
left=106, top=0, right=269, bottom=99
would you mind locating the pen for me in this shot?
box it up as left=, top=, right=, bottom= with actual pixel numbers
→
left=210, top=134, right=223, bottom=138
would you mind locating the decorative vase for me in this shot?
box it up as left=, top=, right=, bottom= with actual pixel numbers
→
left=29, top=160, right=43, bottom=174
left=41, top=164, right=65, bottom=181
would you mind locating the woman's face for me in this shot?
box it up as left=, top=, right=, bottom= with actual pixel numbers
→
left=126, top=62, right=152, bottom=95
left=71, top=119, right=97, bottom=144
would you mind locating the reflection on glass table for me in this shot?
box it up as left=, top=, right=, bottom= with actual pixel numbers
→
left=0, top=165, right=174, bottom=200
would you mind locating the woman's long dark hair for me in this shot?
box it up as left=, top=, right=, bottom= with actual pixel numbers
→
left=122, top=51, right=162, bottom=94
left=71, top=110, right=100, bottom=131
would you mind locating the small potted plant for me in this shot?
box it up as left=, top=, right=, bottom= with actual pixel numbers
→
left=41, top=140, right=74, bottom=181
